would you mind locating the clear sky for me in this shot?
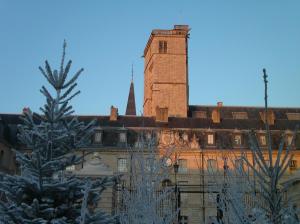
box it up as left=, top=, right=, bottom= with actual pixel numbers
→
left=0, top=0, right=299, bottom=115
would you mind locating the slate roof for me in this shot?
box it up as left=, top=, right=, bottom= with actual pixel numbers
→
left=1, top=105, right=300, bottom=148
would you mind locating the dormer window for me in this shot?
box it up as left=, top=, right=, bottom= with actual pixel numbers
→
left=94, top=131, right=102, bottom=144
left=119, top=132, right=127, bottom=143
left=234, top=134, right=242, bottom=146
left=207, top=133, right=214, bottom=145
left=259, top=135, right=267, bottom=146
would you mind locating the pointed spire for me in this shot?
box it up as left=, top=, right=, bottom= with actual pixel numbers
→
left=125, top=65, right=136, bottom=116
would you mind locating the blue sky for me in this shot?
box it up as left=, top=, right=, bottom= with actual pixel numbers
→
left=0, top=0, right=299, bottom=115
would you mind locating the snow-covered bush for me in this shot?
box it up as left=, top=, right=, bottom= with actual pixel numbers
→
left=118, top=133, right=177, bottom=224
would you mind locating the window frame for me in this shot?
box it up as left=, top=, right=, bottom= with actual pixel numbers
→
left=117, top=158, right=128, bottom=172
left=207, top=133, right=215, bottom=145
left=207, top=158, right=217, bottom=173
left=158, top=40, right=167, bottom=53
left=119, top=132, right=127, bottom=143
left=179, top=215, right=188, bottom=224
left=290, top=159, right=297, bottom=171
left=94, top=131, right=102, bottom=144
left=178, top=159, right=188, bottom=173
left=233, top=134, right=242, bottom=147
left=259, top=134, right=267, bottom=146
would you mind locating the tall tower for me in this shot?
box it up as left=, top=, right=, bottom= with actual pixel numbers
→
left=143, top=25, right=189, bottom=118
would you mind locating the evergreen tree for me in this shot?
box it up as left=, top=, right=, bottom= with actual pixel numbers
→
left=0, top=41, right=116, bottom=224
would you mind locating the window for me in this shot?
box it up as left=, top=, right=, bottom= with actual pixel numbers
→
left=119, top=132, right=127, bottom=143
left=94, top=131, right=102, bottom=143
left=180, top=215, right=188, bottom=224
left=117, top=158, right=127, bottom=172
left=235, top=159, right=244, bottom=172
left=159, top=40, right=167, bottom=53
left=66, top=165, right=75, bottom=171
left=290, top=160, right=297, bottom=171
left=232, top=112, right=248, bottom=120
left=146, top=158, right=154, bottom=171
left=234, top=134, right=242, bottom=146
left=162, top=179, right=172, bottom=187
left=178, top=181, right=188, bottom=186
left=178, top=159, right=187, bottom=173
left=286, top=113, right=300, bottom=121
left=207, top=159, right=217, bottom=173
left=259, top=135, right=267, bottom=146
left=180, top=193, right=188, bottom=204
left=207, top=134, right=214, bottom=145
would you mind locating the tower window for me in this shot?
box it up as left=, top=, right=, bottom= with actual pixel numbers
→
left=159, top=41, right=167, bottom=53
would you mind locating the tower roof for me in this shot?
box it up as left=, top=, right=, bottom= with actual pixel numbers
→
left=125, top=80, right=136, bottom=116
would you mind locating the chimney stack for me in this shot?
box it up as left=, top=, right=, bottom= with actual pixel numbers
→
left=110, top=106, right=118, bottom=121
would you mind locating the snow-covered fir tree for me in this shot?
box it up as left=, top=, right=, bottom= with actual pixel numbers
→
left=118, top=133, right=177, bottom=224
left=0, top=41, right=116, bottom=224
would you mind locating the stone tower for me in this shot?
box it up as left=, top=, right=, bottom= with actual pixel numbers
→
left=143, top=25, right=189, bottom=118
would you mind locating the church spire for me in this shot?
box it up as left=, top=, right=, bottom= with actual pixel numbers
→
left=125, top=65, right=136, bottom=116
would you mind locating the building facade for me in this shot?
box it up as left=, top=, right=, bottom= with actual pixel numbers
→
left=1, top=25, right=300, bottom=224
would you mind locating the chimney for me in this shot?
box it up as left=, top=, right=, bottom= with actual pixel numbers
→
left=259, top=110, right=275, bottom=125
left=22, top=107, right=30, bottom=114
left=212, top=102, right=222, bottom=123
left=174, top=25, right=189, bottom=31
left=110, top=106, right=118, bottom=121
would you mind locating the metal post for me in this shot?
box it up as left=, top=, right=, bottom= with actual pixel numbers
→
left=174, top=160, right=179, bottom=223
left=201, top=150, right=205, bottom=224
